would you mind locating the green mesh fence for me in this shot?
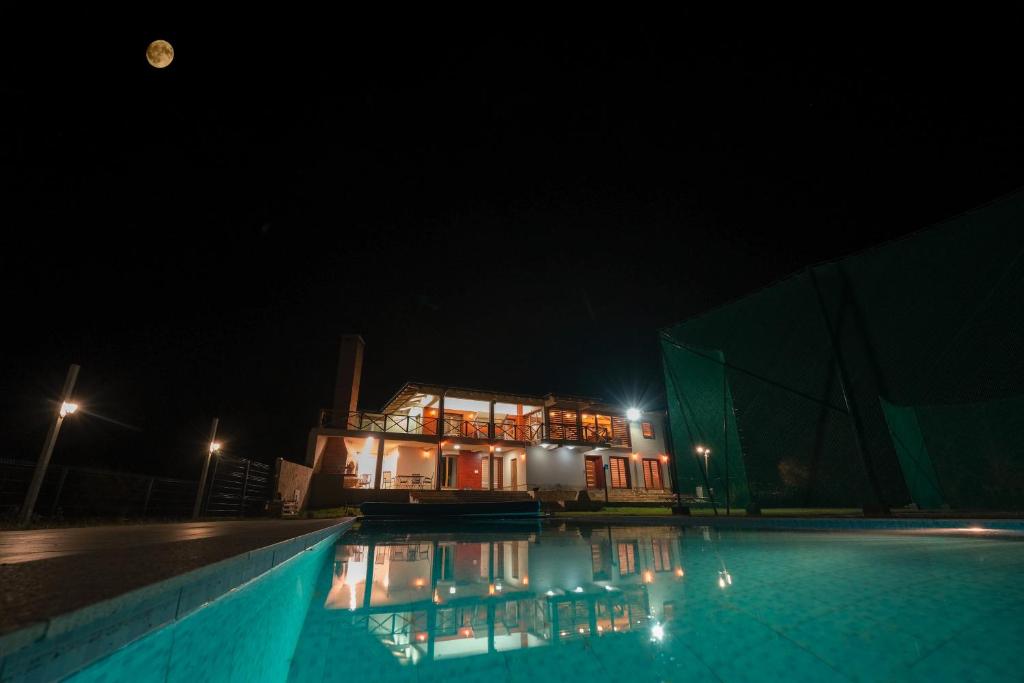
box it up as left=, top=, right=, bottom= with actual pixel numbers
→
left=879, top=398, right=945, bottom=510
left=662, top=190, right=1024, bottom=511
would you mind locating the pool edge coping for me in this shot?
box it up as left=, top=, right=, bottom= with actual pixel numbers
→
left=0, top=518, right=355, bottom=681
left=552, top=515, right=1024, bottom=533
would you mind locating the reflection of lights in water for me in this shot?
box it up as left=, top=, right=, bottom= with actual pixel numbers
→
left=560, top=631, right=568, bottom=637
left=675, top=567, right=685, bottom=578
left=488, top=584, right=496, bottom=595
left=416, top=633, right=427, bottom=642
left=522, top=576, right=529, bottom=585
left=546, top=590, right=556, bottom=596
left=574, top=586, right=584, bottom=593
left=717, top=570, right=732, bottom=588
left=449, top=586, right=457, bottom=595
left=495, top=583, right=503, bottom=592
left=433, top=589, right=441, bottom=604
left=643, top=570, right=654, bottom=584
left=597, top=625, right=604, bottom=632
left=413, top=578, right=425, bottom=588
left=461, top=628, right=473, bottom=638
left=578, top=627, right=585, bottom=634
left=604, top=585, right=615, bottom=591
left=650, top=623, right=665, bottom=642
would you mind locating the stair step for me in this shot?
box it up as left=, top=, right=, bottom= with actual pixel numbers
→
left=410, top=490, right=532, bottom=504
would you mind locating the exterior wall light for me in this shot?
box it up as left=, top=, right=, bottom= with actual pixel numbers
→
left=626, top=407, right=641, bottom=421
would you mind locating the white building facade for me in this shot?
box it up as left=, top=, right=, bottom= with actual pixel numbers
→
left=305, top=335, right=675, bottom=507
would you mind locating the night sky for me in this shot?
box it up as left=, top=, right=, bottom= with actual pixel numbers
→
left=4, top=11, right=1024, bottom=477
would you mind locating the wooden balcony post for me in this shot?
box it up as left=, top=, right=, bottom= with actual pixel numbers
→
left=575, top=403, right=584, bottom=443
left=488, top=447, right=495, bottom=491
left=435, top=441, right=443, bottom=490
left=435, top=389, right=446, bottom=490
left=489, top=400, right=495, bottom=440
left=438, top=390, right=446, bottom=438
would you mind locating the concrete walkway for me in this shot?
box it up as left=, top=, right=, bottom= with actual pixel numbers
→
left=0, top=518, right=344, bottom=637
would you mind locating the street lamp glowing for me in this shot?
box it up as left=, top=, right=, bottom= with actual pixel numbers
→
left=696, top=446, right=712, bottom=497
left=626, top=407, right=641, bottom=421
left=59, top=402, right=79, bottom=418
left=209, top=441, right=222, bottom=454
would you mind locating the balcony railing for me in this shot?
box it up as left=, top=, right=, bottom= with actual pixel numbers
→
left=548, top=421, right=629, bottom=447
left=319, top=410, right=439, bottom=435
left=494, top=422, right=544, bottom=442
left=442, top=417, right=491, bottom=439
left=318, top=410, right=629, bottom=446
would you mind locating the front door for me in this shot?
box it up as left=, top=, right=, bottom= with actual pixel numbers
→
left=585, top=456, right=605, bottom=489
left=510, top=458, right=518, bottom=490
left=457, top=451, right=483, bottom=489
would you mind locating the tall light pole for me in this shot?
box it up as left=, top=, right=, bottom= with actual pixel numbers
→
left=695, top=446, right=712, bottom=498
left=19, top=364, right=80, bottom=526
left=192, top=418, right=221, bottom=519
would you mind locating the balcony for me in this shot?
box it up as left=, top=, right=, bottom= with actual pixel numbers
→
left=318, top=410, right=627, bottom=446
left=442, top=416, right=490, bottom=439
left=546, top=419, right=630, bottom=448
left=319, top=410, right=438, bottom=435
left=495, top=422, right=544, bottom=442
left=319, top=410, right=543, bottom=442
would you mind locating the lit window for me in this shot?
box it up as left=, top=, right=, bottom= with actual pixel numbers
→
left=641, top=421, right=655, bottom=439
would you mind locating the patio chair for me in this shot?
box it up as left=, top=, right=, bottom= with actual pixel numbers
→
left=383, top=471, right=393, bottom=489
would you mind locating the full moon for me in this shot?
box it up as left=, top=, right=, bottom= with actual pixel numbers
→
left=146, top=40, right=174, bottom=69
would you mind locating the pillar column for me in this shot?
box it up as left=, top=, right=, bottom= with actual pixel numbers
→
left=489, top=400, right=496, bottom=440
left=373, top=437, right=385, bottom=490
left=435, top=442, right=443, bottom=490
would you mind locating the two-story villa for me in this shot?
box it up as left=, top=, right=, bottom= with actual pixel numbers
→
left=304, top=335, right=675, bottom=507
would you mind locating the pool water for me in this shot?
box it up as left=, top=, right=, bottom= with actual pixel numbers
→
left=72, top=521, right=1024, bottom=682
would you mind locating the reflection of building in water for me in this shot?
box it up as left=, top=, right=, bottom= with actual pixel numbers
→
left=326, top=526, right=686, bottom=664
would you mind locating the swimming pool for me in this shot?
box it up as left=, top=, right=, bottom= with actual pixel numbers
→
left=70, top=521, right=1024, bottom=682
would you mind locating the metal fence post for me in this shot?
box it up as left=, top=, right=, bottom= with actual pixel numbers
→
left=808, top=266, right=888, bottom=514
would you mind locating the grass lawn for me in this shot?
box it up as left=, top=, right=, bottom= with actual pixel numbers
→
left=303, top=506, right=361, bottom=519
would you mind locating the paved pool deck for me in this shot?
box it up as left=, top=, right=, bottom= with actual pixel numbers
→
left=553, top=514, right=1024, bottom=535
left=0, top=518, right=347, bottom=638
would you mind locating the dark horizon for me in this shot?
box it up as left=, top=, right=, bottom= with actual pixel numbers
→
left=5, top=11, right=1024, bottom=477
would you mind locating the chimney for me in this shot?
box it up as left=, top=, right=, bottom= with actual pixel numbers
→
left=333, top=334, right=365, bottom=417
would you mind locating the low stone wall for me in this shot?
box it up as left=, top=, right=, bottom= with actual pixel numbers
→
left=308, top=474, right=409, bottom=508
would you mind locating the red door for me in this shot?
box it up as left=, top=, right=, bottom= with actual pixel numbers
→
left=457, top=451, right=483, bottom=489
left=585, top=456, right=605, bottom=489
